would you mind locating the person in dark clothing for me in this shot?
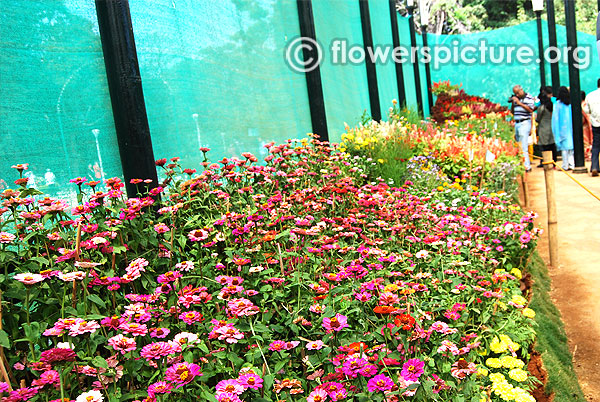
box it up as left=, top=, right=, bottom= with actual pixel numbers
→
left=536, top=90, right=557, bottom=167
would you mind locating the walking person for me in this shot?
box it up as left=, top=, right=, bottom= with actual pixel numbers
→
left=510, top=85, right=535, bottom=172
left=583, top=79, right=600, bottom=176
left=552, top=86, right=575, bottom=171
left=581, top=91, right=593, bottom=161
left=536, top=89, right=557, bottom=167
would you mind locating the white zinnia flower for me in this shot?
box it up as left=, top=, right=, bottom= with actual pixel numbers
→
left=76, top=390, right=104, bottom=402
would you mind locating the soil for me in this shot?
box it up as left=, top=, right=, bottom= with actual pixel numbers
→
left=528, top=349, right=552, bottom=402
left=526, top=163, right=600, bottom=402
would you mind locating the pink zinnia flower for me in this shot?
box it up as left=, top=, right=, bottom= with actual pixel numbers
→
left=153, top=223, right=170, bottom=234
left=227, top=298, right=259, bottom=317
left=268, top=340, right=299, bottom=352
left=359, top=364, right=378, bottom=378
left=188, top=229, right=209, bottom=242
left=0, top=232, right=16, bottom=244
left=179, top=311, right=203, bottom=325
left=307, top=388, right=328, bottom=402
left=119, top=322, right=148, bottom=336
left=450, top=359, right=477, bottom=379
left=214, top=325, right=244, bottom=344
left=367, top=374, right=394, bottom=392
left=68, top=320, right=100, bottom=336
left=306, top=340, right=325, bottom=350
left=322, top=314, right=349, bottom=333
left=13, top=273, right=44, bottom=285
left=9, top=387, right=39, bottom=401
left=175, top=261, right=195, bottom=272
left=100, top=315, right=125, bottom=330
left=237, top=373, right=263, bottom=390
left=342, top=357, right=367, bottom=378
left=108, top=335, right=137, bottom=354
left=216, top=379, right=244, bottom=395
left=321, top=382, right=345, bottom=396
left=69, top=177, right=87, bottom=185
left=140, top=342, right=172, bottom=360
left=125, top=257, right=148, bottom=278
left=401, top=358, right=425, bottom=381
left=520, top=232, right=531, bottom=244
left=150, top=327, right=170, bottom=338
left=157, top=271, right=181, bottom=283
left=31, top=369, right=60, bottom=387
left=215, top=392, right=242, bottom=402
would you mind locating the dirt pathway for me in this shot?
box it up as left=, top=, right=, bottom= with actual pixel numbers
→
left=527, top=163, right=600, bottom=401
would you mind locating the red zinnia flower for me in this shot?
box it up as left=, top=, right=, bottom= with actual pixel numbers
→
left=40, top=348, right=77, bottom=364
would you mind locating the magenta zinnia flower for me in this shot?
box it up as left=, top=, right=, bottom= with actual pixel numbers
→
left=322, top=313, right=349, bottom=332
left=401, top=358, right=425, bottom=381
left=367, top=374, right=394, bottom=392
left=147, top=381, right=173, bottom=397
left=165, top=362, right=202, bottom=386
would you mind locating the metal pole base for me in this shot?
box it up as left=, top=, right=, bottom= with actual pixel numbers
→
left=573, top=166, right=589, bottom=174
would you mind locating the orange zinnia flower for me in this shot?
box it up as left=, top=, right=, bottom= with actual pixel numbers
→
left=373, top=305, right=398, bottom=315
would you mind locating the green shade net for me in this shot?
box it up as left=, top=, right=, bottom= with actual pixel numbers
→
left=128, top=0, right=312, bottom=167
left=3, top=0, right=600, bottom=198
left=429, top=19, right=600, bottom=104
left=0, top=0, right=122, bottom=201
left=312, top=0, right=371, bottom=142
left=397, top=14, right=420, bottom=111
left=369, top=0, right=399, bottom=120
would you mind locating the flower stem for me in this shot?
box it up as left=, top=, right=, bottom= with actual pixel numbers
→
left=25, top=287, right=35, bottom=361
left=59, top=366, right=66, bottom=402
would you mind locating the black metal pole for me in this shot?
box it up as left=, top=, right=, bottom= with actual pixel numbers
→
left=388, top=0, right=406, bottom=106
left=564, top=0, right=587, bottom=172
left=547, top=0, right=560, bottom=94
left=407, top=8, right=423, bottom=116
left=359, top=0, right=382, bottom=121
left=296, top=0, right=329, bottom=142
left=422, top=31, right=433, bottom=113
left=536, top=11, right=547, bottom=88
left=95, top=0, right=158, bottom=197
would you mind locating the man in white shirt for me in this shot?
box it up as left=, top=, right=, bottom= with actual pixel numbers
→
left=583, top=79, right=600, bottom=176
left=510, top=85, right=536, bottom=172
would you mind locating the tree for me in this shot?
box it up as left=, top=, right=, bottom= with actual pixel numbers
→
left=396, top=0, right=597, bottom=35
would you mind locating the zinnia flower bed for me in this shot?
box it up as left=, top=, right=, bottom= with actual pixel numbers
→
left=430, top=82, right=509, bottom=124
left=341, top=117, right=522, bottom=198
left=1, top=136, right=540, bottom=402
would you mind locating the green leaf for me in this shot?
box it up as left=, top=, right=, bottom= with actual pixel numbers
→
left=92, top=355, right=109, bottom=369
left=112, top=245, right=127, bottom=254
left=84, top=314, right=106, bottom=320
left=201, top=390, right=218, bottom=402
left=0, top=330, right=10, bottom=348
left=30, top=256, right=49, bottom=266
left=199, top=341, right=209, bottom=354
left=274, top=359, right=287, bottom=373
left=87, top=294, right=106, bottom=309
